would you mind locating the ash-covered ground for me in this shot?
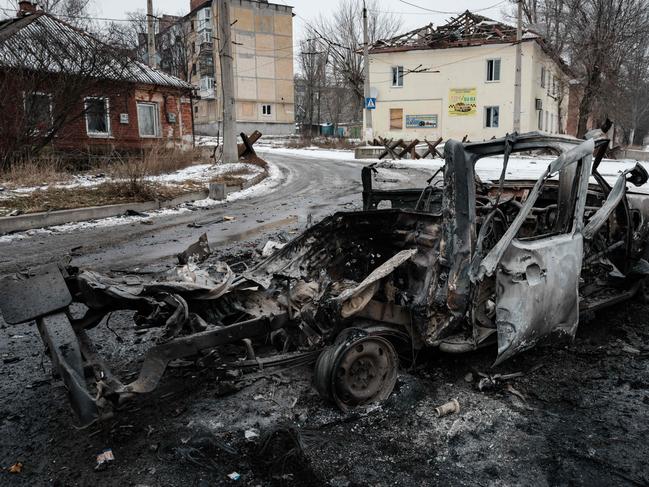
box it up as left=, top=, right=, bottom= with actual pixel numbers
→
left=1, top=229, right=649, bottom=487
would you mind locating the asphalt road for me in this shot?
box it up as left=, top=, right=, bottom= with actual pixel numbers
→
left=1, top=151, right=649, bottom=486
left=0, top=151, right=377, bottom=274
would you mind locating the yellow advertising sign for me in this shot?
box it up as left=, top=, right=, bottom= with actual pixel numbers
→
left=448, top=88, right=477, bottom=116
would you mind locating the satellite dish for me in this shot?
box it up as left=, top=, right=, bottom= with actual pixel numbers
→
left=370, top=87, right=378, bottom=99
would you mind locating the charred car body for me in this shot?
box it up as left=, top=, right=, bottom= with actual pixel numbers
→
left=2, top=132, right=649, bottom=427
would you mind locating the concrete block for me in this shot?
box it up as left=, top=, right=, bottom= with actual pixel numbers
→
left=208, top=183, right=227, bottom=200
left=354, top=146, right=384, bottom=159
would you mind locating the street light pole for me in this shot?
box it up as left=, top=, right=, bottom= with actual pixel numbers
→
left=513, top=0, right=522, bottom=133
left=147, top=0, right=157, bottom=68
left=217, top=0, right=238, bottom=163
left=363, top=1, right=373, bottom=142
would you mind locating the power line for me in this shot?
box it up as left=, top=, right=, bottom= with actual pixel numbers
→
left=367, top=43, right=514, bottom=85
left=0, top=6, right=163, bottom=23
left=398, top=0, right=507, bottom=15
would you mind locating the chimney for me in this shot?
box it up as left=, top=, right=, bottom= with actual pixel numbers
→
left=17, top=1, right=37, bottom=17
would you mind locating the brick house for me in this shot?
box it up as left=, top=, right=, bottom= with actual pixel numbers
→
left=0, top=2, right=195, bottom=162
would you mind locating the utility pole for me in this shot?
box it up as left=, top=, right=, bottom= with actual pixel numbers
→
left=217, top=0, right=238, bottom=163
left=513, top=0, right=522, bottom=132
left=362, top=1, right=373, bottom=142
left=147, top=0, right=157, bottom=68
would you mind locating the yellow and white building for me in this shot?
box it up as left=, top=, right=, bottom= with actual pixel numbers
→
left=187, top=0, right=295, bottom=135
left=367, top=12, right=573, bottom=142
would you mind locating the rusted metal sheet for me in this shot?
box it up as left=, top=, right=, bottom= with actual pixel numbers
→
left=0, top=263, right=71, bottom=324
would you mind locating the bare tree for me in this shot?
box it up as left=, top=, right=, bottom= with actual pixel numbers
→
left=514, top=0, right=573, bottom=56
left=296, top=35, right=329, bottom=135
left=604, top=38, right=649, bottom=145
left=102, top=10, right=155, bottom=62
left=37, top=0, right=92, bottom=27
left=158, top=18, right=192, bottom=82
left=312, top=0, right=403, bottom=113
left=514, top=0, right=649, bottom=139
left=565, top=0, right=649, bottom=137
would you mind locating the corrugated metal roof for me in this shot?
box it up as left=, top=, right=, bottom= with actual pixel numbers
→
left=0, top=13, right=192, bottom=90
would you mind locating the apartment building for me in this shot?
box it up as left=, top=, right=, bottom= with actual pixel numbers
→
left=185, top=0, right=295, bottom=135
left=367, top=11, right=574, bottom=142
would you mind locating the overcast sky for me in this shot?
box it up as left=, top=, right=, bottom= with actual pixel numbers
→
left=1, top=0, right=510, bottom=41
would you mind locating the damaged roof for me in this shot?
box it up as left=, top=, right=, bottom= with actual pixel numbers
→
left=0, top=12, right=193, bottom=90
left=370, top=11, right=520, bottom=53
left=369, top=10, right=571, bottom=76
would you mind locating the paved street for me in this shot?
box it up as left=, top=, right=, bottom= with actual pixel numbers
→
left=0, top=152, right=372, bottom=274
left=1, top=153, right=649, bottom=487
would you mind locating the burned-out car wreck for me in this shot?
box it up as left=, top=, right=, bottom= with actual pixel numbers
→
left=2, top=132, right=649, bottom=427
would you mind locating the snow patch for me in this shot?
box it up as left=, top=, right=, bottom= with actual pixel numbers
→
left=0, top=162, right=262, bottom=201
left=0, top=161, right=283, bottom=242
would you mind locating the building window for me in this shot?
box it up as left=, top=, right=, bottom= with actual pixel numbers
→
left=544, top=110, right=549, bottom=132
left=389, top=108, right=403, bottom=129
left=198, top=7, right=211, bottom=30
left=538, top=109, right=543, bottom=130
left=85, top=97, right=110, bottom=136
left=550, top=113, right=554, bottom=133
left=200, top=29, right=212, bottom=44
left=552, top=76, right=557, bottom=96
left=137, top=102, right=161, bottom=138
left=541, top=66, right=546, bottom=88
left=192, top=63, right=197, bottom=75
left=24, top=92, right=52, bottom=134
left=262, top=104, right=272, bottom=115
left=201, top=76, right=214, bottom=98
left=486, top=59, right=501, bottom=82
left=485, top=106, right=499, bottom=128
left=391, top=66, right=404, bottom=87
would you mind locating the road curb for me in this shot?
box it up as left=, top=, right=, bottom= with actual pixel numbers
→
left=0, top=190, right=209, bottom=235
left=0, top=169, right=270, bottom=235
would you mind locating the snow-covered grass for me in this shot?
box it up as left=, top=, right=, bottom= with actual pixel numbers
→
left=1, top=162, right=263, bottom=199
left=0, top=160, right=282, bottom=242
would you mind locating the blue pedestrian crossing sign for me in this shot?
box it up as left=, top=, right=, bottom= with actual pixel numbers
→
left=365, top=97, right=377, bottom=109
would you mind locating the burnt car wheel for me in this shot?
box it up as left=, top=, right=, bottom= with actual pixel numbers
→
left=314, top=328, right=398, bottom=411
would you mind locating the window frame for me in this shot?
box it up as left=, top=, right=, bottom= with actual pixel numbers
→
left=261, top=104, right=272, bottom=116
left=84, top=96, right=111, bottom=138
left=198, top=76, right=216, bottom=96
left=389, top=108, right=403, bottom=130
left=391, top=66, right=404, bottom=88
left=136, top=102, right=162, bottom=138
left=197, top=7, right=211, bottom=31
left=540, top=66, right=546, bottom=88
left=485, top=105, right=500, bottom=128
left=23, top=91, right=53, bottom=135
left=201, top=29, right=212, bottom=44
left=486, top=58, right=501, bottom=82
left=544, top=110, right=549, bottom=132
